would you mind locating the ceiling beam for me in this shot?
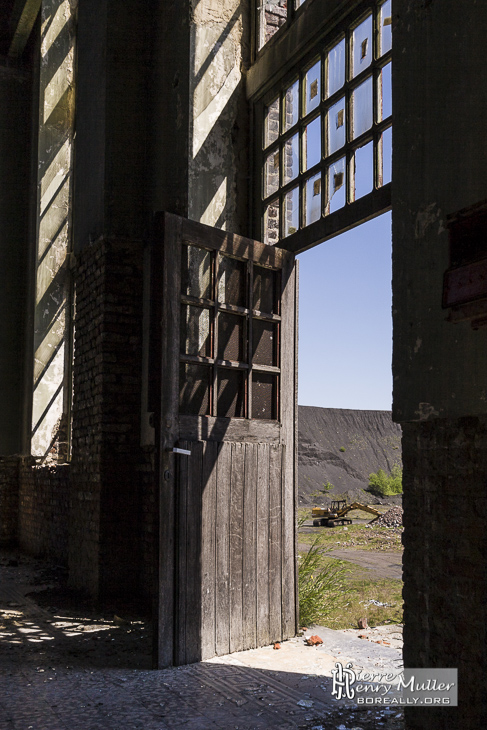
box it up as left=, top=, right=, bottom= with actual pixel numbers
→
left=8, top=0, right=41, bottom=58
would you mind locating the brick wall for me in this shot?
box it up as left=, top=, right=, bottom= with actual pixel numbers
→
left=0, top=457, right=20, bottom=546
left=402, top=416, right=487, bottom=729
left=18, top=459, right=70, bottom=560
left=69, top=236, right=151, bottom=600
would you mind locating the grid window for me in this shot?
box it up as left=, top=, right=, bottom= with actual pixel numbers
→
left=179, top=244, right=282, bottom=420
left=259, top=1, right=392, bottom=244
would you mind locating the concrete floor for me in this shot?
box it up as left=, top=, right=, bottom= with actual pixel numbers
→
left=0, top=551, right=405, bottom=730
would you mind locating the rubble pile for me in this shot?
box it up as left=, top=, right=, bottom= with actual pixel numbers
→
left=371, top=506, right=403, bottom=528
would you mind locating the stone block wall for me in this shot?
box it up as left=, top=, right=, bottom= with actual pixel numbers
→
left=0, top=457, right=20, bottom=546
left=402, top=416, right=487, bottom=729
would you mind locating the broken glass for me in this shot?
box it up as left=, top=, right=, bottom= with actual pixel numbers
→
left=327, top=157, right=346, bottom=214
left=378, top=62, right=392, bottom=121
left=353, top=141, right=374, bottom=200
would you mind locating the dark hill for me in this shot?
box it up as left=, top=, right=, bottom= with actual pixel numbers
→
left=298, top=406, right=402, bottom=506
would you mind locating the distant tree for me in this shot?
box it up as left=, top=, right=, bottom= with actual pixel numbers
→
left=367, top=465, right=403, bottom=497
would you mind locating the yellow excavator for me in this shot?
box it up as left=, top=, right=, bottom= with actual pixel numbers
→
left=311, top=500, right=381, bottom=527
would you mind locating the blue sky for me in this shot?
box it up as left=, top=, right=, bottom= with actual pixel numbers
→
left=297, top=211, right=392, bottom=411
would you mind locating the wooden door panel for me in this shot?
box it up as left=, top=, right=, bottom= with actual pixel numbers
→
left=155, top=213, right=297, bottom=667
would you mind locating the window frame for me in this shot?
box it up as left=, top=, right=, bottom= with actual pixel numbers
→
left=248, top=0, right=392, bottom=254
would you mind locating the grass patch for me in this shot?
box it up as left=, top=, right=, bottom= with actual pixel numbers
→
left=299, top=552, right=403, bottom=629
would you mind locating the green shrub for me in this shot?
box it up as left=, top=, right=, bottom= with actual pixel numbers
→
left=298, top=529, right=352, bottom=625
left=339, top=446, right=346, bottom=452
left=367, top=465, right=403, bottom=497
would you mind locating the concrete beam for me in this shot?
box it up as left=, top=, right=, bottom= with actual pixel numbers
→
left=8, top=0, right=41, bottom=58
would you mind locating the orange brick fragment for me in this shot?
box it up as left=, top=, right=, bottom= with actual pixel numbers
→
left=306, top=635, right=323, bottom=646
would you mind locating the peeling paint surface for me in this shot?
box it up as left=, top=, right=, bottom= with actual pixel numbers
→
left=32, top=0, right=75, bottom=457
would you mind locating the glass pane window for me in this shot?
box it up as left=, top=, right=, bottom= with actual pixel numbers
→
left=327, top=157, right=346, bottom=214
left=380, top=0, right=392, bottom=55
left=353, top=141, right=374, bottom=200
left=303, top=116, right=321, bottom=171
left=326, top=38, right=345, bottom=98
left=352, top=15, right=373, bottom=78
left=304, top=172, right=321, bottom=227
left=327, top=98, right=346, bottom=155
left=283, top=80, right=299, bottom=131
left=264, top=98, right=280, bottom=148
left=284, top=186, right=299, bottom=237
left=352, top=76, right=373, bottom=139
left=304, top=61, right=321, bottom=116
left=260, top=0, right=392, bottom=245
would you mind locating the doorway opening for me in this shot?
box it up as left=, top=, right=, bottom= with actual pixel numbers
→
left=296, top=212, right=403, bottom=645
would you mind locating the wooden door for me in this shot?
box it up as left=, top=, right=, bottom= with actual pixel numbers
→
left=155, top=213, right=297, bottom=667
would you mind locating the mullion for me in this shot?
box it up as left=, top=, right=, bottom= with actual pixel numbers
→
left=211, top=250, right=218, bottom=417
left=248, top=260, right=253, bottom=419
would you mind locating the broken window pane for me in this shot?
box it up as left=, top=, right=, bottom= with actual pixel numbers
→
left=381, top=126, right=392, bottom=185
left=253, top=319, right=278, bottom=366
left=354, top=141, right=374, bottom=200
left=179, top=363, right=211, bottom=416
left=327, top=97, right=346, bottom=155
left=181, top=245, right=212, bottom=300
left=283, top=186, right=299, bottom=237
left=264, top=97, right=280, bottom=148
left=326, top=38, right=345, bottom=98
left=252, top=372, right=277, bottom=420
left=303, top=116, right=321, bottom=171
left=253, top=266, right=278, bottom=314
left=304, top=60, right=321, bottom=116
left=264, top=199, right=280, bottom=245
left=304, top=172, right=321, bottom=227
left=352, top=76, right=373, bottom=139
left=283, top=80, right=299, bottom=131
left=217, top=368, right=245, bottom=417
left=218, top=256, right=246, bottom=307
left=327, top=157, right=346, bottom=214
left=283, top=133, right=299, bottom=184
left=352, top=15, right=373, bottom=78
left=378, top=62, right=392, bottom=121
left=295, top=0, right=307, bottom=8
left=265, top=149, right=280, bottom=197
left=218, top=312, right=245, bottom=362
left=380, top=0, right=392, bottom=56
left=180, top=305, right=212, bottom=357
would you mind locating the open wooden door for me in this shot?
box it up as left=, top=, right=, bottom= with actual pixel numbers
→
left=154, top=213, right=297, bottom=667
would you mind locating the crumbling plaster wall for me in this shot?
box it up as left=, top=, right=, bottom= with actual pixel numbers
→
left=188, top=0, right=251, bottom=234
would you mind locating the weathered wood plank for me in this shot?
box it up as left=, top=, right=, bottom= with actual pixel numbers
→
left=280, top=257, right=298, bottom=638
left=157, top=212, right=182, bottom=668
left=215, top=441, right=231, bottom=656
left=256, top=442, right=271, bottom=646
left=178, top=415, right=281, bottom=443
left=185, top=441, right=203, bottom=664
left=268, top=443, right=283, bottom=642
left=229, top=441, right=245, bottom=653
left=201, top=440, right=218, bottom=660
left=243, top=443, right=257, bottom=650
left=175, top=440, right=189, bottom=665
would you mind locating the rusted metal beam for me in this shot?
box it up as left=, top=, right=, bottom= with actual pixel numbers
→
left=8, top=0, right=41, bottom=58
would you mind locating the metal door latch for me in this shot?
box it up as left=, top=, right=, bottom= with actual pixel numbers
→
left=172, top=447, right=191, bottom=455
